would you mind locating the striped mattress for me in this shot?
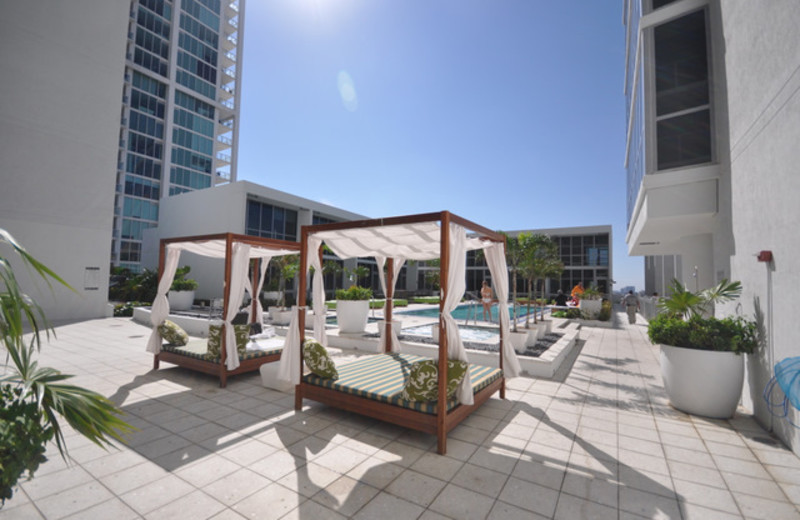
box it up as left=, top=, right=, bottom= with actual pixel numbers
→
left=162, top=339, right=283, bottom=363
left=303, top=352, right=503, bottom=414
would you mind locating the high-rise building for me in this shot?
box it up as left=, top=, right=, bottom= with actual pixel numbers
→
left=113, top=0, right=244, bottom=271
left=624, top=0, right=800, bottom=454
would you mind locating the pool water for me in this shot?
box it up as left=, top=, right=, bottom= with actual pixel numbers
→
left=399, top=303, right=540, bottom=322
left=402, top=324, right=499, bottom=342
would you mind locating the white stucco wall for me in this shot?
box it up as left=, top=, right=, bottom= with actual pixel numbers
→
left=719, top=1, right=800, bottom=453
left=0, top=2, right=129, bottom=322
left=141, top=181, right=369, bottom=301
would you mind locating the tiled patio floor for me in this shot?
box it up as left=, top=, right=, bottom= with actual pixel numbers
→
left=2, top=313, right=800, bottom=519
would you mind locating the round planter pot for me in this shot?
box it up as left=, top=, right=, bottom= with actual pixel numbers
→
left=539, top=319, right=552, bottom=337
left=660, top=344, right=745, bottom=419
left=168, top=290, right=195, bottom=311
left=336, top=300, right=370, bottom=334
left=525, top=327, right=539, bottom=346
left=509, top=331, right=528, bottom=354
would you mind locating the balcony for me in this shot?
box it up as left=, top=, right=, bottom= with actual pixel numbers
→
left=626, top=164, right=719, bottom=256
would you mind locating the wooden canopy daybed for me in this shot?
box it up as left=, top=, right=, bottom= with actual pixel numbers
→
left=145, top=233, right=300, bottom=387
left=289, top=211, right=522, bottom=454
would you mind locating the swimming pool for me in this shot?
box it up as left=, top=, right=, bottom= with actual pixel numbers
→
left=402, top=324, right=499, bottom=342
left=398, top=303, right=540, bottom=322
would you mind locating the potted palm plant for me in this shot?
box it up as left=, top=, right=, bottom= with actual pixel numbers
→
left=1, top=229, right=131, bottom=503
left=335, top=266, right=372, bottom=334
left=647, top=279, right=758, bottom=418
left=167, top=265, right=198, bottom=311
left=578, top=284, right=603, bottom=318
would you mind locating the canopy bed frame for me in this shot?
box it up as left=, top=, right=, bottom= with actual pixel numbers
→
left=146, top=232, right=301, bottom=387
left=288, top=211, right=521, bottom=454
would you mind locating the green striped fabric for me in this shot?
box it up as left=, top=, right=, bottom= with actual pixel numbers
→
left=162, top=340, right=282, bottom=362
left=302, top=352, right=503, bottom=414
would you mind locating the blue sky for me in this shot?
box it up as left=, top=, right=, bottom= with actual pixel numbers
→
left=237, top=0, right=642, bottom=290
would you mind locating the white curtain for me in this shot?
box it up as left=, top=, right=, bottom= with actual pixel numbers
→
left=376, top=256, right=406, bottom=352
left=277, top=305, right=301, bottom=385
left=485, top=243, right=521, bottom=378
left=307, top=237, right=327, bottom=346
left=223, top=243, right=251, bottom=370
left=249, top=255, right=273, bottom=325
left=146, top=246, right=182, bottom=354
left=442, top=225, right=473, bottom=405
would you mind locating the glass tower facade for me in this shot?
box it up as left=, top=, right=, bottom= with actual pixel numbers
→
left=624, top=0, right=714, bottom=226
left=113, top=0, right=243, bottom=271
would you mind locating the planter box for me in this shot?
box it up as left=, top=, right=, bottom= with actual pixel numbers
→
left=660, top=344, right=745, bottom=419
left=336, top=300, right=370, bottom=334
left=579, top=299, right=602, bottom=318
left=168, top=290, right=195, bottom=311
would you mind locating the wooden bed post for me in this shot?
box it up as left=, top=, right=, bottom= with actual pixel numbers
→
left=296, top=228, right=309, bottom=410
left=250, top=258, right=259, bottom=323
left=220, top=233, right=233, bottom=388
left=437, top=211, right=450, bottom=455
left=385, top=258, right=394, bottom=353
left=154, top=239, right=166, bottom=370
left=499, top=235, right=507, bottom=399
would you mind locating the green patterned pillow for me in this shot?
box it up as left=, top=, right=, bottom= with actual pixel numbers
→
left=207, top=322, right=249, bottom=359
left=401, top=359, right=469, bottom=402
left=303, top=339, right=338, bottom=379
left=159, top=320, right=188, bottom=346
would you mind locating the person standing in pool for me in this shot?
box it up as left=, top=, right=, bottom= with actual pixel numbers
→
left=480, top=280, right=494, bottom=321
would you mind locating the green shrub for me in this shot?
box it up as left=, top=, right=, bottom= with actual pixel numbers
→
left=598, top=300, right=612, bottom=321
left=410, top=296, right=440, bottom=304
left=170, top=266, right=199, bottom=291
left=0, top=385, right=53, bottom=503
left=647, top=313, right=757, bottom=354
left=113, top=301, right=148, bottom=317
left=335, top=285, right=373, bottom=301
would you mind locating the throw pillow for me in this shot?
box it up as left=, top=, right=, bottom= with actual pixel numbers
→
left=401, top=359, right=469, bottom=402
left=303, top=339, right=338, bottom=379
left=207, top=322, right=249, bottom=359
left=158, top=320, right=188, bottom=346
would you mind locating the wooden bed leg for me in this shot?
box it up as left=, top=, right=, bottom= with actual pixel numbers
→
left=220, top=372, right=227, bottom=389
left=294, top=386, right=303, bottom=411
left=500, top=378, right=506, bottom=399
left=153, top=355, right=159, bottom=370
left=437, top=431, right=447, bottom=455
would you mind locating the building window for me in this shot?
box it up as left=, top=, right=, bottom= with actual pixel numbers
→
left=245, top=200, right=298, bottom=241
left=654, top=9, right=711, bottom=170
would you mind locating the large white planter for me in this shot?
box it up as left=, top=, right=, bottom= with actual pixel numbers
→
left=579, top=299, right=602, bottom=318
left=509, top=331, right=528, bottom=353
left=168, top=290, right=195, bottom=311
left=660, top=344, right=745, bottom=419
left=336, top=300, right=370, bottom=334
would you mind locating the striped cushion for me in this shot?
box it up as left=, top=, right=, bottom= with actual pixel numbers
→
left=162, top=340, right=282, bottom=362
left=302, top=352, right=503, bottom=415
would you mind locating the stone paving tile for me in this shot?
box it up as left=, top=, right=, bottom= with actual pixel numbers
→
left=7, top=314, right=800, bottom=520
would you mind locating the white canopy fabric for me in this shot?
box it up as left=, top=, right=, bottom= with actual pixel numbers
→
left=146, top=237, right=299, bottom=359
left=485, top=243, right=521, bottom=377
left=168, top=240, right=297, bottom=259
left=277, top=236, right=326, bottom=386
left=277, top=306, right=302, bottom=385
left=146, top=246, right=181, bottom=354
left=223, top=243, right=250, bottom=370
left=314, top=222, right=491, bottom=261
left=442, top=225, right=473, bottom=405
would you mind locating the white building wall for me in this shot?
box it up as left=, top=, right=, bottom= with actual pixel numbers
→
left=141, top=181, right=368, bottom=301
left=719, top=1, right=800, bottom=453
left=0, top=2, right=129, bottom=322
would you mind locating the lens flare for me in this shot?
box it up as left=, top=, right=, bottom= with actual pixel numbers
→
left=337, top=70, right=358, bottom=112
